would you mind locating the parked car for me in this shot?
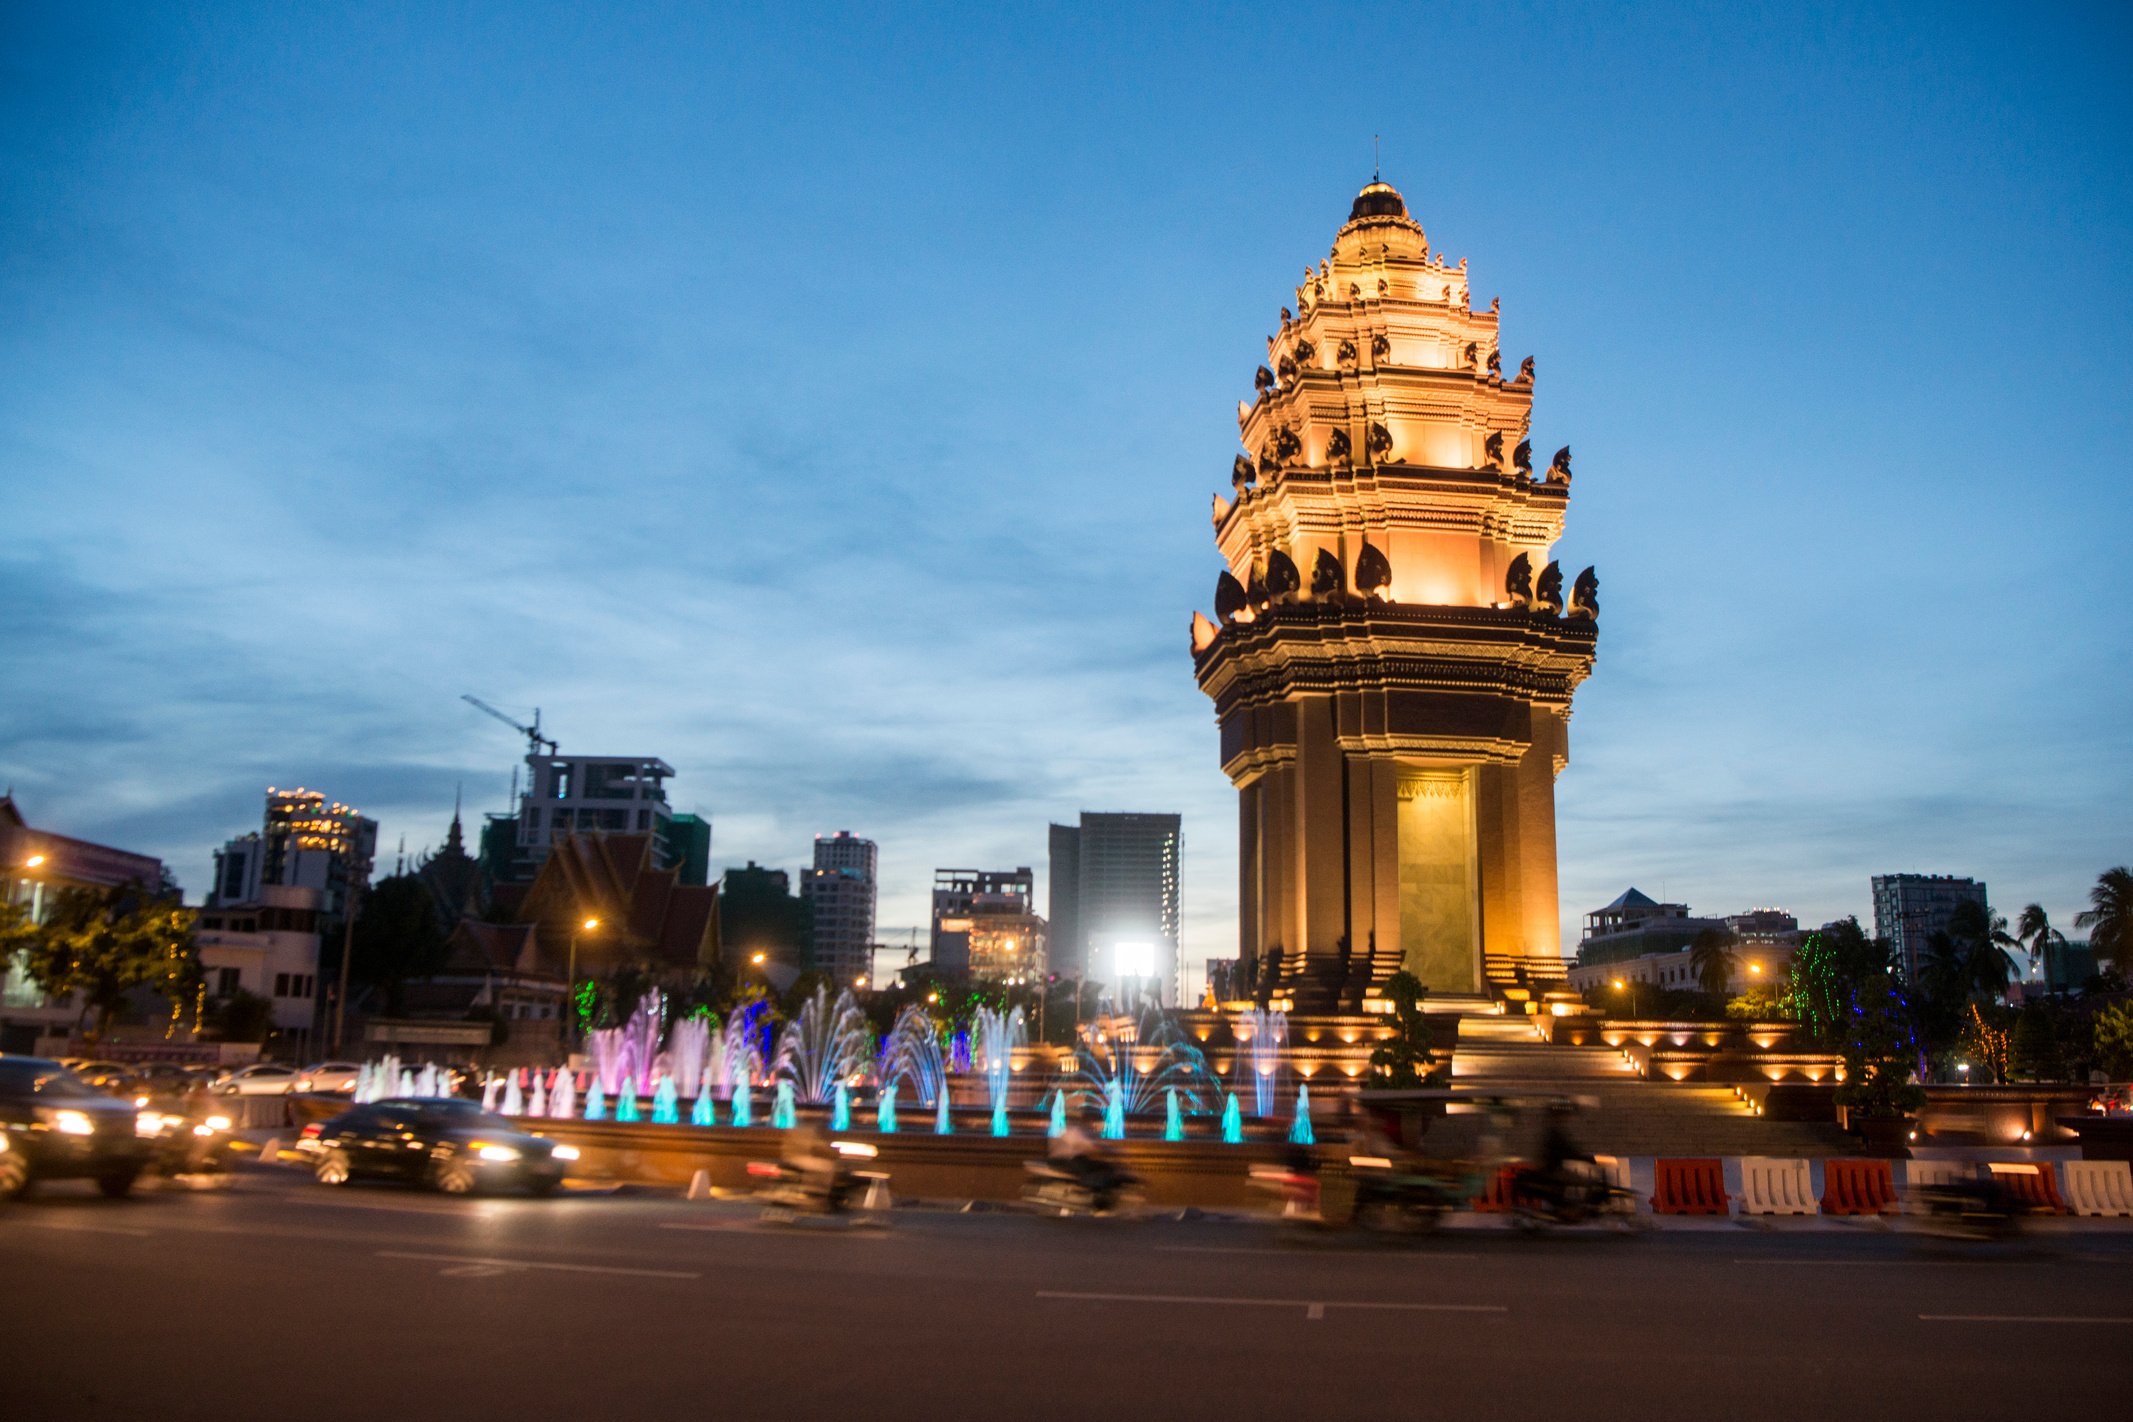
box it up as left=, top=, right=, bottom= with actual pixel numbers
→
left=292, top=1062, right=362, bottom=1095
left=300, top=1097, right=578, bottom=1196
left=70, top=1060, right=147, bottom=1099
left=0, top=1056, right=156, bottom=1199
left=214, top=1063, right=299, bottom=1096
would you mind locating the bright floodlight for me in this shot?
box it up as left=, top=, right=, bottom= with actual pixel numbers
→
left=1116, top=941, right=1155, bottom=978
left=24, top=853, right=45, bottom=869
left=582, top=917, right=600, bottom=931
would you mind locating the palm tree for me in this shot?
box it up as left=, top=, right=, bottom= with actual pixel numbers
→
left=2074, top=867, right=2132, bottom=972
left=2015, top=903, right=2068, bottom=991
left=1936, top=900, right=2020, bottom=1004
left=1688, top=927, right=1738, bottom=1000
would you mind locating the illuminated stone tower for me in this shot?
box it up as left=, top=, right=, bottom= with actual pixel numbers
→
left=1191, top=179, right=1599, bottom=1011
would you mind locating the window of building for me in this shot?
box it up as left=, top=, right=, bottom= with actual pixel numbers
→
left=216, top=967, right=241, bottom=996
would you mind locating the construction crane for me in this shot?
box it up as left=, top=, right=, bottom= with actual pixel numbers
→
left=461, top=695, right=558, bottom=757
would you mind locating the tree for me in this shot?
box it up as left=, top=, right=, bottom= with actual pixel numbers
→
left=2016, top=903, right=2069, bottom=991
left=1726, top=981, right=1795, bottom=1021
left=1367, top=971, right=1442, bottom=1087
left=16, top=886, right=198, bottom=1041
left=1833, top=972, right=1926, bottom=1119
left=2009, top=1001, right=2065, bottom=1082
left=1689, top=927, right=1738, bottom=1000
left=2074, top=867, right=2132, bottom=972
left=348, top=874, right=448, bottom=1015
left=206, top=987, right=274, bottom=1044
left=2093, top=1002, right=2133, bottom=1079
left=1788, top=918, right=1892, bottom=1046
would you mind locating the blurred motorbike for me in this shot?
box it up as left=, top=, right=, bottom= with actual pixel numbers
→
left=1908, top=1167, right=2025, bottom=1242
left=749, top=1138, right=886, bottom=1222
left=1023, top=1157, right=1142, bottom=1216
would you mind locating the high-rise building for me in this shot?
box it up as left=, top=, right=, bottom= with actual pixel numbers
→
left=1872, top=874, right=1988, bottom=982
left=1047, top=823, right=1082, bottom=973
left=1189, top=178, right=1599, bottom=1010
left=720, top=862, right=813, bottom=972
left=212, top=788, right=377, bottom=927
left=1048, top=813, right=1181, bottom=1001
left=506, top=754, right=676, bottom=879
left=930, top=868, right=1034, bottom=975
left=802, top=832, right=877, bottom=987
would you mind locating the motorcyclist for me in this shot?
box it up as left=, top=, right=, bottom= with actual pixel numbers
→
left=1049, top=1120, right=1124, bottom=1203
left=1524, top=1099, right=1596, bottom=1213
left=781, top=1120, right=842, bottom=1207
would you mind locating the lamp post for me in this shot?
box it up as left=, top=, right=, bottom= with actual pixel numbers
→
left=567, top=917, right=600, bottom=1058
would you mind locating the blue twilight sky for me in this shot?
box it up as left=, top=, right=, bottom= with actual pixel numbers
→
left=3, top=2, right=2128, bottom=984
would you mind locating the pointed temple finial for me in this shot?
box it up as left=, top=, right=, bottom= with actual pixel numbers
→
left=1373, top=134, right=1381, bottom=181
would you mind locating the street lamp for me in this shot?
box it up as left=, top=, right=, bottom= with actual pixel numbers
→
left=854, top=976, right=868, bottom=989
left=750, top=952, right=766, bottom=966
left=567, top=917, right=600, bottom=1058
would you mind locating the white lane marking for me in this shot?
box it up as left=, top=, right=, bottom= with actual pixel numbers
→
left=376, top=1250, right=699, bottom=1279
left=1921, top=1314, right=2133, bottom=1324
left=1156, top=1245, right=1482, bottom=1259
left=1732, top=1258, right=2035, bottom=1267
left=1037, top=1289, right=1504, bottom=1317
left=21, top=1220, right=154, bottom=1237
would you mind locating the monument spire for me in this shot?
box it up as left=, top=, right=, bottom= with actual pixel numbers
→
left=1192, top=177, right=1598, bottom=1012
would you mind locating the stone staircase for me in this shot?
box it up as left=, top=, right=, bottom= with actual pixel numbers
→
left=1443, top=1013, right=1855, bottom=1158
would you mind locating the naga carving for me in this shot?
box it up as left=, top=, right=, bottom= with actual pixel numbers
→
left=1569, top=566, right=1599, bottom=620
left=1512, top=439, right=1533, bottom=477
left=1214, top=570, right=1248, bottom=623
left=1504, top=552, right=1533, bottom=607
left=1276, top=355, right=1297, bottom=382
left=1487, top=348, right=1501, bottom=378
left=1484, top=431, right=1504, bottom=468
left=1325, top=427, right=1351, bottom=462
left=1366, top=421, right=1393, bottom=461
left=1232, top=453, right=1256, bottom=490
left=1309, top=547, right=1343, bottom=598
left=1516, top=355, right=1535, bottom=385
left=1370, top=333, right=1390, bottom=362
left=1336, top=338, right=1359, bottom=368
left=1534, top=560, right=1564, bottom=614
left=1548, top=446, right=1572, bottom=484
left=1265, top=425, right=1302, bottom=467
left=1254, top=365, right=1276, bottom=394
left=1354, top=541, right=1393, bottom=598
left=1293, top=339, right=1315, bottom=364
left=1264, top=549, right=1301, bottom=601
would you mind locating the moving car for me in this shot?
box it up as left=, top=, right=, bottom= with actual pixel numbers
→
left=0, top=1056, right=156, bottom=1199
left=301, top=1097, right=579, bottom=1195
left=214, top=1063, right=298, bottom=1096
left=292, top=1061, right=362, bottom=1094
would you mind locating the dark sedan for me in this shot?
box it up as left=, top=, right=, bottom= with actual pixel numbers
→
left=0, top=1055, right=155, bottom=1199
left=299, top=1097, right=579, bottom=1196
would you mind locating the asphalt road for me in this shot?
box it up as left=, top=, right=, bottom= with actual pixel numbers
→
left=3, top=1168, right=2130, bottom=1421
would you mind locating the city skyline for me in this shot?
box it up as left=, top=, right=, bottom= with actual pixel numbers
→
left=3, top=4, right=2127, bottom=977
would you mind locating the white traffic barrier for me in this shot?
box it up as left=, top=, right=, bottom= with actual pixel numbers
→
left=255, top=1137, right=283, bottom=1167
left=2062, top=1160, right=2133, bottom=1218
left=860, top=1172, right=893, bottom=1211
left=686, top=1169, right=713, bottom=1201
left=1905, top=1159, right=1971, bottom=1190
left=1739, top=1156, right=1817, bottom=1215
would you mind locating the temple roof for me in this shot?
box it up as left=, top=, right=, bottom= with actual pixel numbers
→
left=1598, top=887, right=1661, bottom=912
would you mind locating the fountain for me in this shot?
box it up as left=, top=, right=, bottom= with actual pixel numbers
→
left=651, top=1074, right=680, bottom=1124
left=1288, top=1084, right=1313, bottom=1145
left=584, top=1081, right=607, bottom=1121
left=973, top=1005, right=1026, bottom=1138
left=772, top=1080, right=796, bottom=1129
left=398, top=1067, right=416, bottom=1097
left=934, top=1089, right=952, bottom=1135
left=1067, top=1010, right=1223, bottom=1134
left=1049, top=1091, right=1066, bottom=1138
left=616, top=1075, right=641, bottom=1122
left=832, top=1082, right=851, bottom=1131
left=550, top=1069, right=576, bottom=1119
left=415, top=1063, right=438, bottom=1097
left=881, top=1005, right=946, bottom=1108
left=731, top=1080, right=753, bottom=1128
left=668, top=1015, right=711, bottom=1104
left=1233, top=1006, right=1290, bottom=1118
left=481, top=1072, right=502, bottom=1111
left=1164, top=1088, right=1183, bottom=1142
left=501, top=1073, right=523, bottom=1116
left=772, top=988, right=873, bottom=1106
left=691, top=1086, right=715, bottom=1126
left=528, top=1072, right=548, bottom=1116
left=1221, top=1093, right=1242, bottom=1144
left=878, top=1081, right=898, bottom=1133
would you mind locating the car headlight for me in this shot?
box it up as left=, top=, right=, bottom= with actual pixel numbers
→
left=205, top=1115, right=232, bottom=1132
left=550, top=1144, right=580, bottom=1162
left=50, top=1109, right=96, bottom=1136
left=474, top=1143, right=520, bottom=1163
left=136, top=1111, right=176, bottom=1137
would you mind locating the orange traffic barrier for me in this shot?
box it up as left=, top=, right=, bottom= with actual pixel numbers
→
left=1651, top=1157, right=1729, bottom=1215
left=1820, top=1158, right=1898, bottom=1215
left=1470, top=1165, right=1520, bottom=1212
left=1987, top=1162, right=2066, bottom=1214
